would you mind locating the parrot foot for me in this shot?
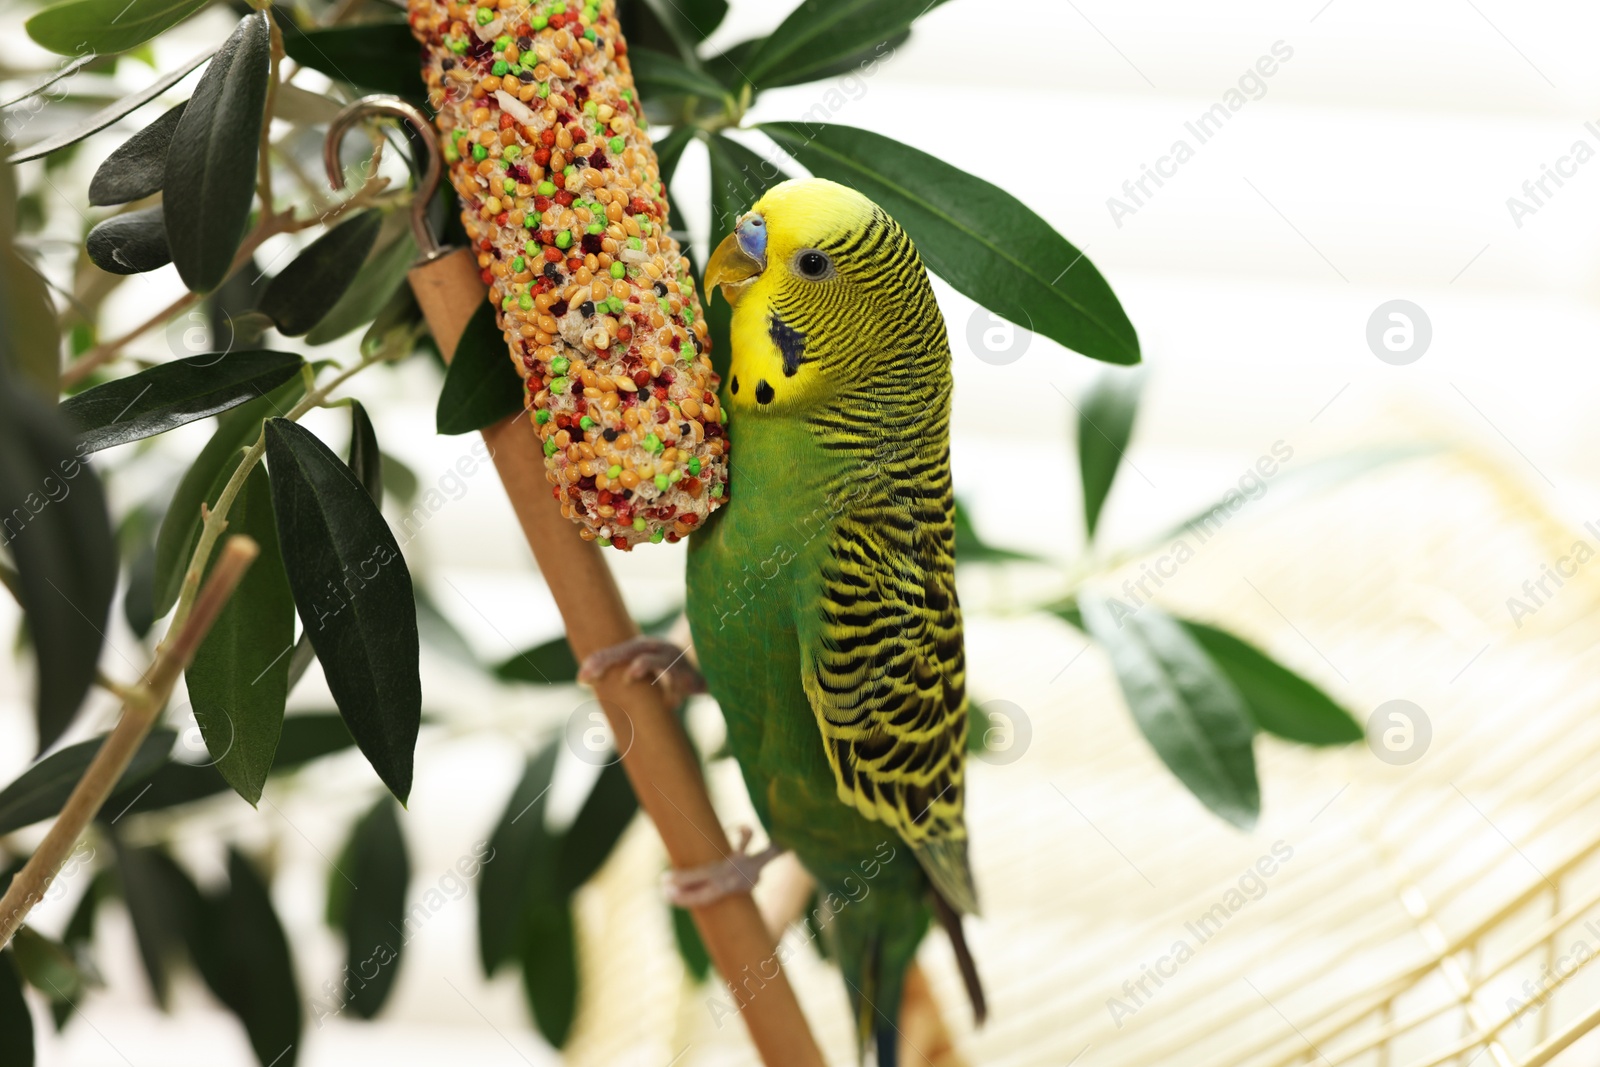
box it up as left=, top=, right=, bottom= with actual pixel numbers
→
left=577, top=636, right=706, bottom=707
left=662, top=826, right=786, bottom=908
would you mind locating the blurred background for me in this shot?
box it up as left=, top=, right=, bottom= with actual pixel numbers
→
left=6, top=1, right=1600, bottom=1064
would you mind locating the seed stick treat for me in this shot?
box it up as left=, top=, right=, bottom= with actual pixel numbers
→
left=408, top=0, right=727, bottom=549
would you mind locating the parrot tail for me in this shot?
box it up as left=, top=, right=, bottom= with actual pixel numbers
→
left=825, top=884, right=926, bottom=1067
left=930, top=889, right=988, bottom=1026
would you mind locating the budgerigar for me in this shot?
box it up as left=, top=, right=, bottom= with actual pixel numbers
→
left=582, top=177, right=983, bottom=1064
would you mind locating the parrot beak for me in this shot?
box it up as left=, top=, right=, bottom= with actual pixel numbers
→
left=705, top=213, right=767, bottom=306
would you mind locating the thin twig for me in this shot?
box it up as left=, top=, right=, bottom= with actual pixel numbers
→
left=0, top=536, right=259, bottom=949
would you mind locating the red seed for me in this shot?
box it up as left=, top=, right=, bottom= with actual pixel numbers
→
left=543, top=246, right=563, bottom=262
left=541, top=128, right=556, bottom=146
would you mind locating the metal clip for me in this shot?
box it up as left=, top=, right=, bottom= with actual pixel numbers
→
left=323, top=95, right=448, bottom=265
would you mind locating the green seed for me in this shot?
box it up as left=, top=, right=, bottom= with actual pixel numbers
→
left=472, top=143, right=487, bottom=162
left=634, top=517, right=647, bottom=531
left=535, top=409, right=552, bottom=424
left=609, top=136, right=626, bottom=154
left=538, top=82, right=551, bottom=98
left=555, top=230, right=573, bottom=249
left=551, top=356, right=570, bottom=374
left=538, top=180, right=556, bottom=196
left=627, top=236, right=643, bottom=250
left=443, top=144, right=459, bottom=163
left=519, top=294, right=534, bottom=310
left=688, top=457, right=701, bottom=476
left=492, top=60, right=509, bottom=76
left=643, top=433, right=662, bottom=453
left=549, top=376, right=569, bottom=395
left=531, top=14, right=548, bottom=29
left=475, top=6, right=492, bottom=24
left=650, top=530, right=664, bottom=543
left=504, top=144, right=520, bottom=159
left=544, top=437, right=558, bottom=456
left=580, top=416, right=595, bottom=430
left=607, top=464, right=622, bottom=478
left=598, top=537, right=612, bottom=546
left=503, top=178, right=516, bottom=193
left=610, top=262, right=626, bottom=279
left=512, top=256, right=526, bottom=272
left=494, top=34, right=511, bottom=51
left=448, top=36, right=468, bottom=53
left=654, top=474, right=669, bottom=491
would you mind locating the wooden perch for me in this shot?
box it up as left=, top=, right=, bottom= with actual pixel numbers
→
left=411, top=249, right=827, bottom=1067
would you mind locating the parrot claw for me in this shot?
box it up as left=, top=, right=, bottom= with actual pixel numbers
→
left=578, top=637, right=707, bottom=706
left=661, top=826, right=786, bottom=908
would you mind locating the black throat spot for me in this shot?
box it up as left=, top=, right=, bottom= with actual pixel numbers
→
left=769, top=315, right=808, bottom=378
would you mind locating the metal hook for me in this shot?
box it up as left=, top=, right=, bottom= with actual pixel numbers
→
left=324, top=95, right=448, bottom=265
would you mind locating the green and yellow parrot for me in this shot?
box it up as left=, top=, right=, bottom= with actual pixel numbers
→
left=582, top=178, right=984, bottom=1064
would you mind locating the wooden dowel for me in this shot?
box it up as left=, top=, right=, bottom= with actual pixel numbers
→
left=411, top=249, right=826, bottom=1067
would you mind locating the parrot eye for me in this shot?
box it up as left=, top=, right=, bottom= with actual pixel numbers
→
left=795, top=249, right=833, bottom=280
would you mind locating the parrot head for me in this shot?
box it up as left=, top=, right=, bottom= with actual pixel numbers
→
left=704, top=177, right=945, bottom=412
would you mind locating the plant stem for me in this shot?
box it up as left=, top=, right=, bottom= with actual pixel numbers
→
left=0, top=537, right=259, bottom=950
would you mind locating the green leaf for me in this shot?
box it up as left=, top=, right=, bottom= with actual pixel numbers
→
left=267, top=711, right=356, bottom=767
left=88, top=101, right=186, bottom=206
left=435, top=300, right=523, bottom=435
left=200, top=850, right=302, bottom=1067
left=953, top=499, right=1041, bottom=564
left=380, top=452, right=416, bottom=505
left=492, top=635, right=578, bottom=685
left=327, top=798, right=408, bottom=1019
left=1178, top=619, right=1362, bottom=746
left=628, top=49, right=731, bottom=101
left=652, top=124, right=695, bottom=192
left=760, top=122, right=1140, bottom=366
left=0, top=950, right=33, bottom=1067
left=27, top=0, right=211, bottom=56
left=152, top=376, right=305, bottom=619
left=1079, top=594, right=1259, bottom=828
left=414, top=585, right=476, bottom=664
left=1077, top=366, right=1144, bottom=540
left=60, top=350, right=302, bottom=453
left=185, top=465, right=295, bottom=805
left=304, top=224, right=416, bottom=344
left=744, top=0, right=950, bottom=89
left=264, top=419, right=420, bottom=802
left=112, top=839, right=206, bottom=1009
left=164, top=12, right=271, bottom=294
left=0, top=729, right=174, bottom=836
left=671, top=906, right=710, bottom=982
left=478, top=745, right=558, bottom=976
left=0, top=166, right=62, bottom=394
left=86, top=206, right=171, bottom=275
left=653, top=0, right=726, bottom=42
left=62, top=868, right=114, bottom=952
left=0, top=52, right=96, bottom=109
left=518, top=899, right=577, bottom=1048
left=555, top=760, right=636, bottom=894
left=258, top=211, right=385, bottom=337
left=6, top=49, right=214, bottom=163
left=10, top=928, right=82, bottom=1004
left=346, top=401, right=383, bottom=505
left=0, top=379, right=118, bottom=751
left=279, top=21, right=424, bottom=103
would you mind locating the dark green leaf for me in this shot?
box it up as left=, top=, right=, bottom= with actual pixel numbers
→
left=478, top=744, right=558, bottom=976
left=1079, top=594, right=1259, bottom=828
left=27, top=0, right=211, bottom=56
left=629, top=49, right=730, bottom=101
left=671, top=906, right=710, bottom=982
left=88, top=101, right=186, bottom=206
left=1077, top=366, right=1144, bottom=540
left=652, top=124, right=695, bottom=193
left=380, top=453, right=416, bottom=505
left=1178, top=619, right=1362, bottom=746
left=267, top=712, right=356, bottom=768
left=518, top=899, right=576, bottom=1048
left=492, top=635, right=577, bottom=685
left=264, top=419, right=420, bottom=802
left=953, top=499, right=1040, bottom=564
left=744, top=0, right=949, bottom=89
left=0, top=730, right=174, bottom=836
left=258, top=211, right=385, bottom=337
left=414, top=586, right=476, bottom=664
left=0, top=53, right=96, bottom=109
left=346, top=401, right=382, bottom=505
left=0, top=380, right=117, bottom=751
left=112, top=839, right=206, bottom=1009
left=654, top=0, right=726, bottom=42
left=435, top=300, right=523, bottom=434
left=0, top=165, right=61, bottom=394
left=86, top=206, right=171, bottom=275
left=327, top=798, right=408, bottom=1019
left=201, top=850, right=301, bottom=1067
left=164, top=12, right=271, bottom=294
left=789, top=30, right=907, bottom=84
left=10, top=928, right=82, bottom=1004
left=186, top=465, right=295, bottom=804
left=555, top=761, right=636, bottom=894
left=6, top=49, right=213, bottom=163
left=0, top=949, right=32, bottom=1067
left=279, top=21, right=424, bottom=103
left=152, top=376, right=305, bottom=618
left=60, top=350, right=302, bottom=452
left=304, top=224, right=416, bottom=345
left=62, top=868, right=113, bottom=952
left=120, top=503, right=161, bottom=637
left=761, top=122, right=1139, bottom=365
